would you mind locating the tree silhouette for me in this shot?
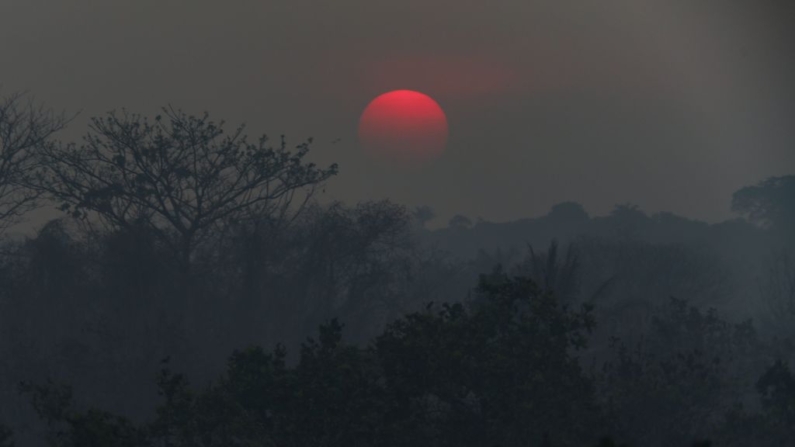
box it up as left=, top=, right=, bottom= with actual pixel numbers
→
left=14, top=272, right=610, bottom=447
left=413, top=205, right=436, bottom=228
left=34, top=107, right=337, bottom=268
left=376, top=269, right=602, bottom=447
left=732, top=175, right=795, bottom=233
left=547, top=201, right=589, bottom=223
left=19, top=380, right=144, bottom=447
left=522, top=240, right=581, bottom=304
left=608, top=203, right=650, bottom=240
left=448, top=214, right=472, bottom=229
left=598, top=297, right=761, bottom=447
left=756, top=359, right=795, bottom=437
left=759, top=249, right=795, bottom=338
left=0, top=90, right=69, bottom=234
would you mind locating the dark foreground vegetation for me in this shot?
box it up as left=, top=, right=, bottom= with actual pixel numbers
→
left=0, top=91, right=794, bottom=446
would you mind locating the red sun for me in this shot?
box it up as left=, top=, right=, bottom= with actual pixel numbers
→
left=358, top=90, right=448, bottom=165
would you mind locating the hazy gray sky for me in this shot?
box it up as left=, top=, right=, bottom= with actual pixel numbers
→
left=2, top=0, right=793, bottom=227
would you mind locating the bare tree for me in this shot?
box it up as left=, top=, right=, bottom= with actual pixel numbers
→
left=0, top=90, right=69, bottom=234
left=34, top=107, right=338, bottom=269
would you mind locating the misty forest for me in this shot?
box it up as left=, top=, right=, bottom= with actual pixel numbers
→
left=0, top=91, right=793, bottom=447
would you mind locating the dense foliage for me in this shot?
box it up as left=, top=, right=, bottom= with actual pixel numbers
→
left=13, top=272, right=604, bottom=447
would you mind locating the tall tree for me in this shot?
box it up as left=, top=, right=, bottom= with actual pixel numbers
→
left=0, top=91, right=69, bottom=234
left=34, top=107, right=337, bottom=268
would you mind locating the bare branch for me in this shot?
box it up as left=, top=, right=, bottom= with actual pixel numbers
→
left=33, top=107, right=337, bottom=268
left=0, top=90, right=73, bottom=233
